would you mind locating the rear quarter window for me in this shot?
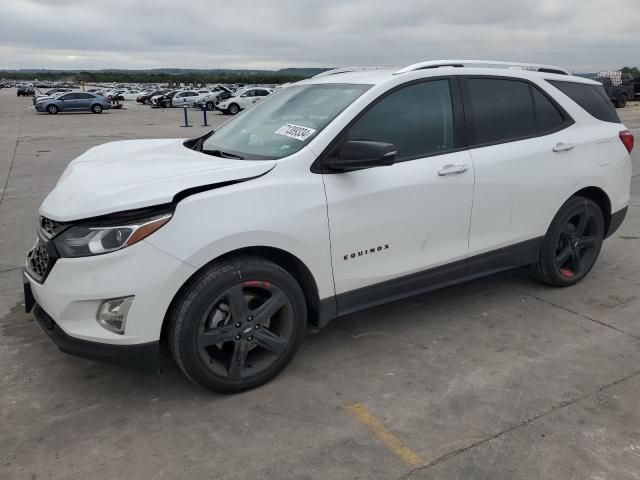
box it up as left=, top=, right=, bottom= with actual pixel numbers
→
left=547, top=80, right=620, bottom=124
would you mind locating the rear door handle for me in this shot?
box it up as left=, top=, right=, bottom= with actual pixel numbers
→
left=553, top=142, right=575, bottom=152
left=438, top=164, right=468, bottom=176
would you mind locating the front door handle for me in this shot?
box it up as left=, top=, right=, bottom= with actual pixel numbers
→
left=438, top=164, right=468, bottom=176
left=553, top=142, right=575, bottom=152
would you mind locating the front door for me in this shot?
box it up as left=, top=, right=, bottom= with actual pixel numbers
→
left=322, top=78, right=475, bottom=312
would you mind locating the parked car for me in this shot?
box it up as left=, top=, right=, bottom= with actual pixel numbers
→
left=121, top=90, right=142, bottom=100
left=216, top=87, right=273, bottom=114
left=151, top=90, right=176, bottom=106
left=24, top=60, right=633, bottom=393
left=194, top=86, right=234, bottom=110
left=17, top=83, right=35, bottom=96
left=34, top=91, right=111, bottom=114
left=137, top=89, right=168, bottom=104
left=162, top=90, right=201, bottom=108
left=596, top=71, right=635, bottom=108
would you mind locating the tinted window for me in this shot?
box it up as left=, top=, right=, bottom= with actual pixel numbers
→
left=347, top=80, right=454, bottom=160
left=256, top=90, right=270, bottom=96
left=466, top=78, right=536, bottom=145
left=60, top=93, right=75, bottom=100
left=532, top=87, right=566, bottom=132
left=548, top=80, right=620, bottom=123
left=77, top=93, right=94, bottom=99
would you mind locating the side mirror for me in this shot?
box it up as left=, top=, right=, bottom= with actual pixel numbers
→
left=325, top=141, right=397, bottom=172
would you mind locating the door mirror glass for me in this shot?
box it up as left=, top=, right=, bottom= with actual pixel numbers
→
left=326, top=141, right=396, bottom=172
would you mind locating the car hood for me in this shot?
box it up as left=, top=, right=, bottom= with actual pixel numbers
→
left=40, top=138, right=276, bottom=222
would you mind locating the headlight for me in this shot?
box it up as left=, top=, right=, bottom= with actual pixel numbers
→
left=52, top=214, right=171, bottom=258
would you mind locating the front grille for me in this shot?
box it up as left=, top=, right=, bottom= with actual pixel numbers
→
left=26, top=239, right=51, bottom=281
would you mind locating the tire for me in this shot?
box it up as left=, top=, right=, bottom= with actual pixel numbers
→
left=168, top=256, right=307, bottom=393
left=91, top=104, right=103, bottom=114
left=532, top=196, right=605, bottom=287
left=144, top=98, right=151, bottom=105
left=47, top=104, right=58, bottom=114
left=615, top=94, right=627, bottom=108
left=228, top=103, right=240, bottom=115
left=206, top=102, right=215, bottom=111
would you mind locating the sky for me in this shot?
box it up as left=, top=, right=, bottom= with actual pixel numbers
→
left=0, top=0, right=638, bottom=72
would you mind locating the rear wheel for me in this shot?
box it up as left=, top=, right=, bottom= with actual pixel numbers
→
left=206, top=102, right=215, bottom=111
left=144, top=98, right=151, bottom=105
left=47, top=104, right=58, bottom=114
left=168, top=256, right=307, bottom=393
left=532, top=196, right=604, bottom=287
left=91, top=104, right=103, bottom=114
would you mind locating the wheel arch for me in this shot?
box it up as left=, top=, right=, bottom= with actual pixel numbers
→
left=569, top=186, right=612, bottom=233
left=160, top=245, right=322, bottom=343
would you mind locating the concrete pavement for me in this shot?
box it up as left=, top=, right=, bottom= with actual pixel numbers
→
left=1, top=89, right=639, bottom=480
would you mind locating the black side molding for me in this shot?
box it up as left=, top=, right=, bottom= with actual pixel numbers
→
left=319, top=237, right=543, bottom=322
left=33, top=304, right=160, bottom=374
left=606, top=206, right=628, bottom=238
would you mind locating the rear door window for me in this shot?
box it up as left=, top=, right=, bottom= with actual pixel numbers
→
left=531, top=87, right=567, bottom=133
left=465, top=78, right=537, bottom=146
left=547, top=80, right=620, bottom=123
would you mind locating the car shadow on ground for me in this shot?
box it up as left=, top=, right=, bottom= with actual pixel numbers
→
left=1, top=267, right=543, bottom=402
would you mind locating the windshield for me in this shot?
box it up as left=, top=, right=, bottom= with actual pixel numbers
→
left=201, top=83, right=370, bottom=159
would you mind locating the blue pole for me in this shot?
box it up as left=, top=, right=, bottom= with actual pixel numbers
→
left=181, top=98, right=192, bottom=127
left=202, top=104, right=208, bottom=127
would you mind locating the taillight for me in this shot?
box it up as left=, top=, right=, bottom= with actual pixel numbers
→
left=619, top=130, right=634, bottom=154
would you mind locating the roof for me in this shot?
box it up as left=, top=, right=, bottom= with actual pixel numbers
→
left=300, top=61, right=600, bottom=87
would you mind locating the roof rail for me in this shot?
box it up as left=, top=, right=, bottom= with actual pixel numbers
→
left=394, top=60, right=570, bottom=76
left=312, top=67, right=386, bottom=78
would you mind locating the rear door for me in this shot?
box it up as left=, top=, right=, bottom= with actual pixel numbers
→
left=322, top=78, right=475, bottom=307
left=461, top=76, right=582, bottom=257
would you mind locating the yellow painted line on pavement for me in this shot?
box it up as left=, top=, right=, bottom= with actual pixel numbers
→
left=345, top=402, right=426, bottom=468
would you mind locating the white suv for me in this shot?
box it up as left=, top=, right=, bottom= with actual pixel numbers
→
left=24, top=60, right=633, bottom=393
left=216, top=87, right=273, bottom=114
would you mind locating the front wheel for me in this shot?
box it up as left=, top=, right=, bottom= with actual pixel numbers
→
left=228, top=103, right=240, bottom=115
left=168, top=256, right=307, bottom=393
left=91, top=104, right=103, bottom=113
left=532, top=196, right=604, bottom=287
left=47, top=104, right=58, bottom=114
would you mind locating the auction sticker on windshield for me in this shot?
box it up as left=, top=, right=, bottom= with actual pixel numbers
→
left=274, top=124, right=317, bottom=141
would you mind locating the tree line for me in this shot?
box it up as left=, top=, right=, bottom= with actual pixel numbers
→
left=0, top=70, right=311, bottom=85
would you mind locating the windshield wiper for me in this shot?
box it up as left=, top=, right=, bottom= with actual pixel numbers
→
left=201, top=149, right=245, bottom=160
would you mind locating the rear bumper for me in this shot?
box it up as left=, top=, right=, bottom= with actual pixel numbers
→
left=606, top=206, right=628, bottom=238
left=33, top=303, right=160, bottom=373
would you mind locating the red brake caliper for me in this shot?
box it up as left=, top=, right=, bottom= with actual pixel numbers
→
left=559, top=268, right=575, bottom=278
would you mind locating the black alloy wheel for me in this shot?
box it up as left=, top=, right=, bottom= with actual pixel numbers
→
left=533, top=196, right=604, bottom=286
left=196, top=282, right=294, bottom=380
left=169, top=257, right=306, bottom=393
left=553, top=210, right=600, bottom=279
